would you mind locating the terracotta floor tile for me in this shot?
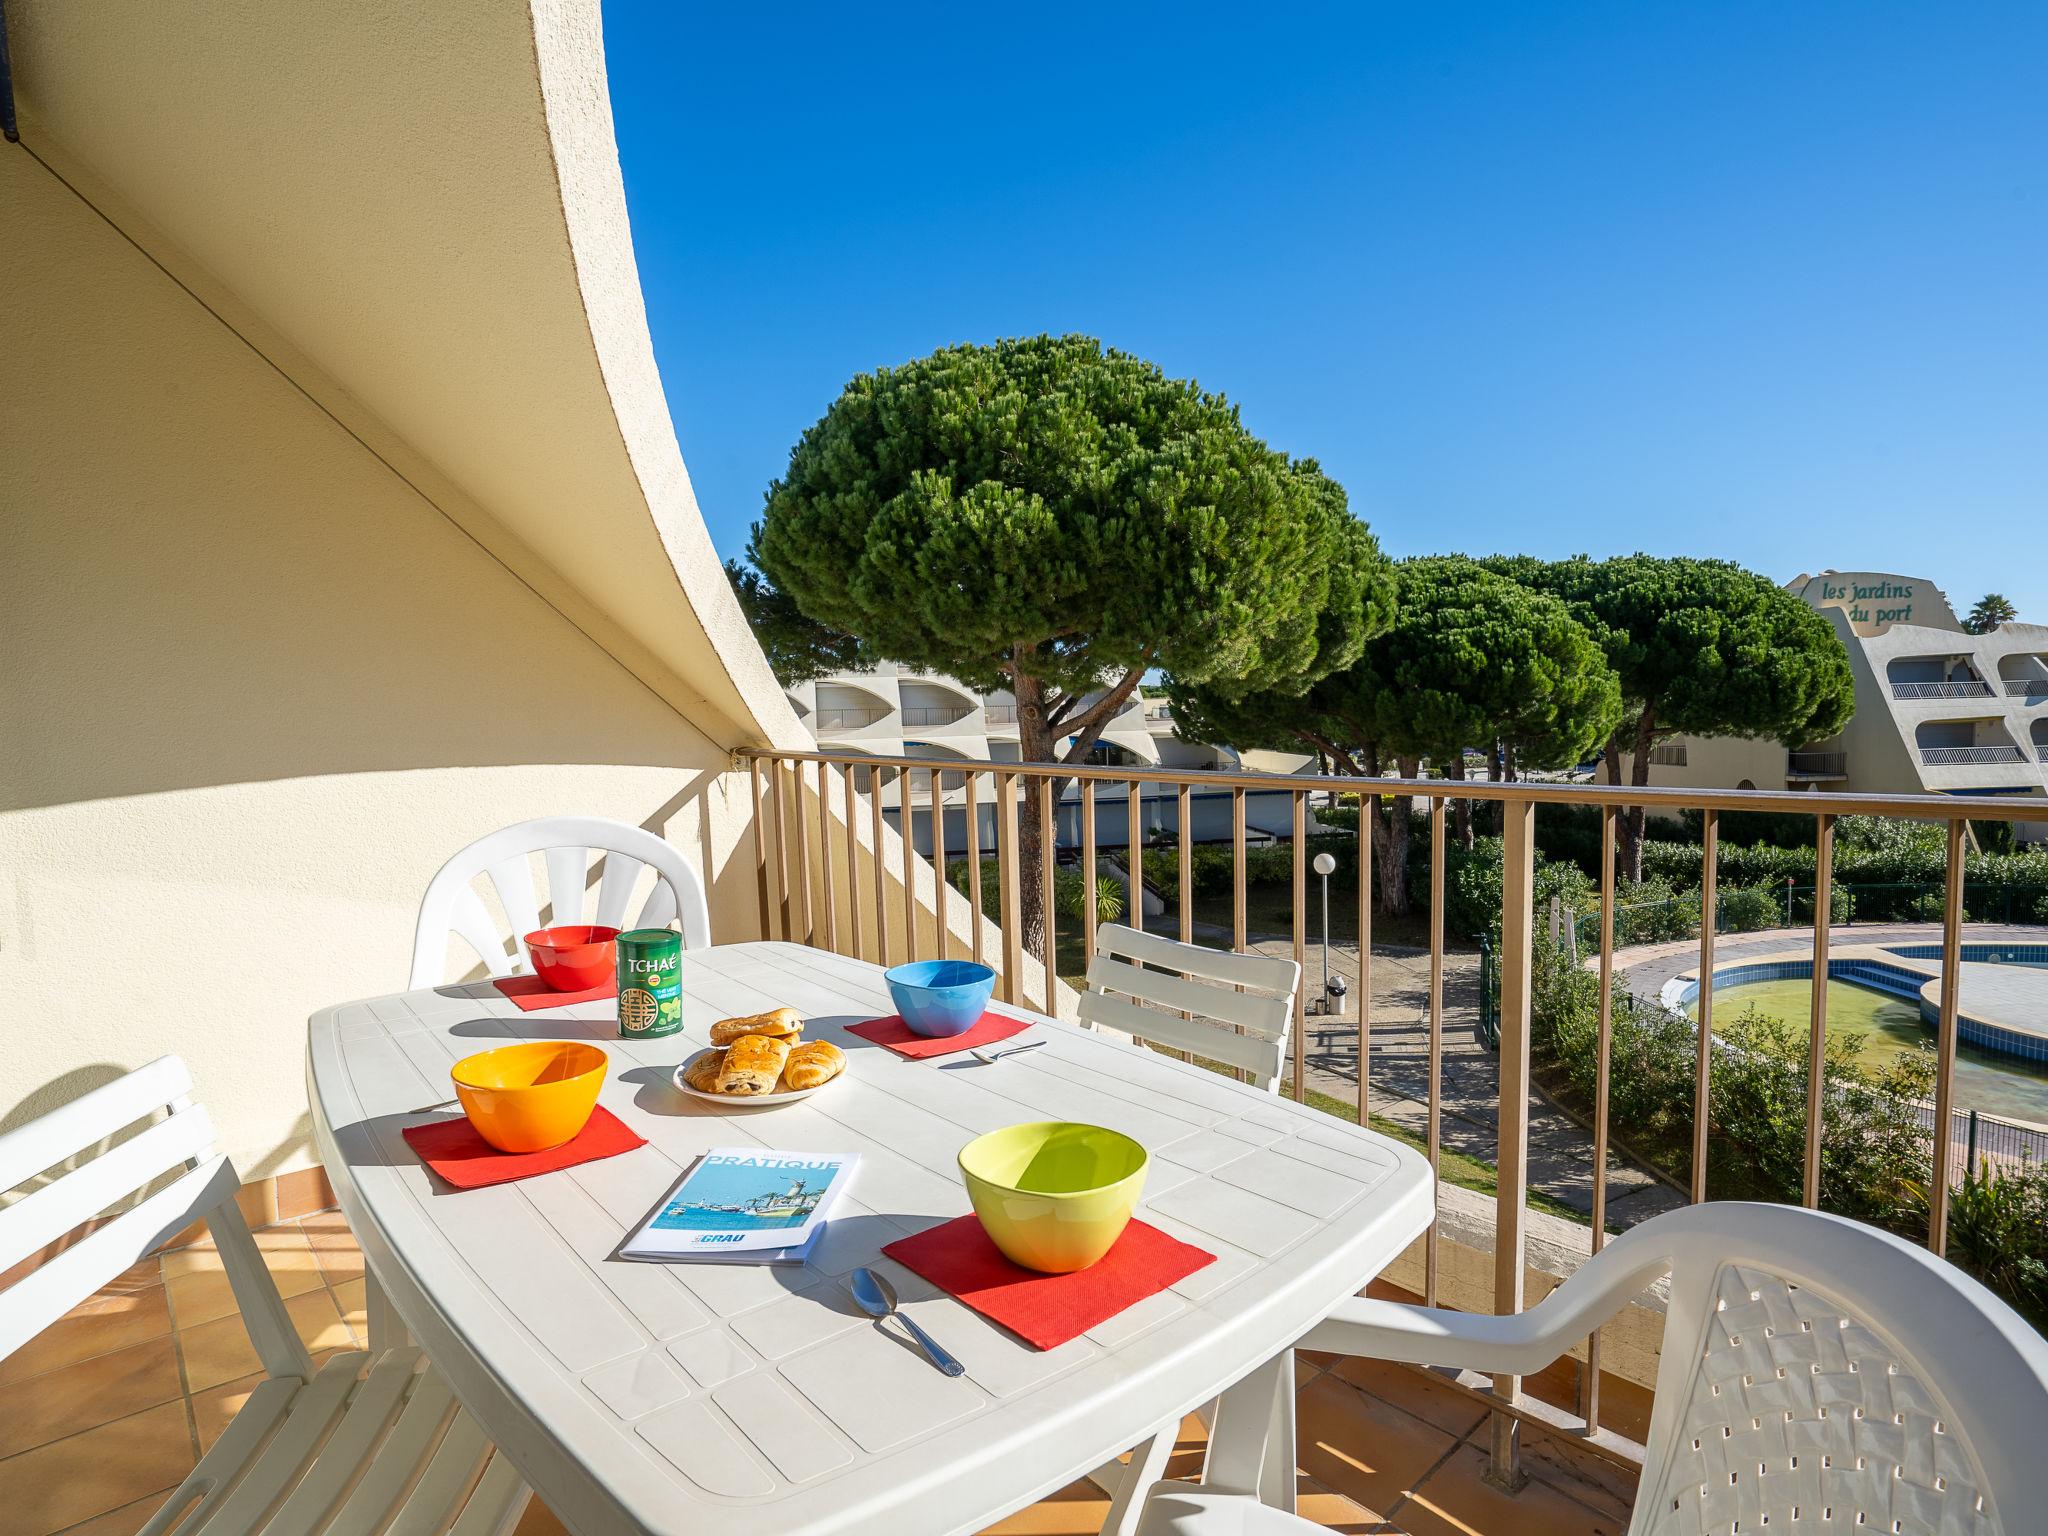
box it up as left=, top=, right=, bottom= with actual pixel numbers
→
left=287, top=1287, right=358, bottom=1355
left=161, top=1225, right=319, bottom=1284
left=165, top=1255, right=324, bottom=1329
left=1294, top=1473, right=1406, bottom=1534
left=42, top=1491, right=171, bottom=1536
left=0, top=1335, right=182, bottom=1459
left=173, top=1312, right=262, bottom=1395
left=1294, top=1370, right=1461, bottom=1519
left=1329, top=1358, right=1489, bottom=1440
left=332, top=1277, right=368, bottom=1340
left=299, top=1212, right=365, bottom=1285
left=177, top=1288, right=357, bottom=1392
left=974, top=1476, right=1110, bottom=1535
left=1514, top=1430, right=1639, bottom=1523
left=188, top=1368, right=264, bottom=1455
left=510, top=1498, right=571, bottom=1536
left=1396, top=1442, right=1624, bottom=1536
left=0, top=1400, right=193, bottom=1536
left=0, top=1284, right=173, bottom=1384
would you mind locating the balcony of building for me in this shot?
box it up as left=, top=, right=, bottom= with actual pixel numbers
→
left=811, top=682, right=897, bottom=734
left=898, top=681, right=980, bottom=731
left=1786, top=746, right=1849, bottom=780
left=1915, top=717, right=2028, bottom=768
left=1886, top=654, right=1995, bottom=701
left=2000, top=653, right=2048, bottom=706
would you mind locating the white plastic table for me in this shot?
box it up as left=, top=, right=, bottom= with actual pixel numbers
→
left=306, top=941, right=1433, bottom=1536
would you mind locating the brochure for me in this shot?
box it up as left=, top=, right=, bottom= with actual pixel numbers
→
left=620, top=1147, right=857, bottom=1263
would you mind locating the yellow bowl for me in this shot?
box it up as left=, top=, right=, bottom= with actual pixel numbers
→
left=450, top=1041, right=608, bottom=1154
left=958, top=1121, right=1148, bottom=1273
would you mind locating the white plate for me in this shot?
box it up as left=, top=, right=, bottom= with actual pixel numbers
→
left=671, top=1048, right=832, bottom=1107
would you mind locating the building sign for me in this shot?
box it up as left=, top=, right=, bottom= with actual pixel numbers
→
left=1796, top=571, right=1956, bottom=637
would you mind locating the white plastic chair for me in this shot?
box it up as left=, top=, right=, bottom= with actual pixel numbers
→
left=1132, top=1201, right=2048, bottom=1535
left=0, top=1056, right=531, bottom=1536
left=409, top=814, right=710, bottom=988
left=1078, top=923, right=1301, bottom=1093
left=1081, top=924, right=1300, bottom=1533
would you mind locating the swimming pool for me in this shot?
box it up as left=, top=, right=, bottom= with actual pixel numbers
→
left=1668, top=946, right=2048, bottom=1123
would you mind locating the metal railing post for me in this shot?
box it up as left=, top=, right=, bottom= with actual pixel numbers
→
left=1928, top=819, right=1965, bottom=1251
left=1692, top=811, right=1717, bottom=1203
left=1487, top=795, right=1536, bottom=1490
left=995, top=772, right=1022, bottom=1003
left=749, top=758, right=772, bottom=940
left=1291, top=791, right=1307, bottom=1105
left=1802, top=814, right=1835, bottom=1208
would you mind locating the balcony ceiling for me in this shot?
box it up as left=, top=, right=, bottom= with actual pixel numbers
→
left=6, top=0, right=800, bottom=752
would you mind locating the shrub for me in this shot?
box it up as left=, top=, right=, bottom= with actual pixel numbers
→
left=1944, top=1160, right=2048, bottom=1323
left=946, top=860, right=1124, bottom=924
left=1707, top=1006, right=1933, bottom=1227
left=1529, top=937, right=1934, bottom=1239
left=1716, top=884, right=1782, bottom=933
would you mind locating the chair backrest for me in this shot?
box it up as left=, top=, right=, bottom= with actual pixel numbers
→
left=0, top=1057, right=310, bottom=1379
left=1077, top=923, right=1300, bottom=1091
left=409, top=815, right=712, bottom=988
left=1613, top=1202, right=2048, bottom=1536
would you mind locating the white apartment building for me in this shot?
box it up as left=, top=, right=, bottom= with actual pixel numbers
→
left=1635, top=571, right=2048, bottom=839
left=783, top=665, right=1314, bottom=854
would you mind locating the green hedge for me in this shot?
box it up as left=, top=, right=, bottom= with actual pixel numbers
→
left=1641, top=840, right=2048, bottom=922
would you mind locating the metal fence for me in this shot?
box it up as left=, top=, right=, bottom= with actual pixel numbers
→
left=740, top=746, right=2048, bottom=1483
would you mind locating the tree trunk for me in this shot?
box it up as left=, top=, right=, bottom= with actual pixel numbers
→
left=1007, top=661, right=1148, bottom=964
left=1619, top=706, right=1657, bottom=883
left=1369, top=758, right=1418, bottom=917
left=1445, top=754, right=1475, bottom=850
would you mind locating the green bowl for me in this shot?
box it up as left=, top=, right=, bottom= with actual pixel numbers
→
left=958, top=1121, right=1149, bottom=1273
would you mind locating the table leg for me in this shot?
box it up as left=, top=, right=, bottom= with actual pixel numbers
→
left=1258, top=1350, right=1297, bottom=1514
left=1198, top=1352, right=1290, bottom=1498
left=364, top=1267, right=411, bottom=1353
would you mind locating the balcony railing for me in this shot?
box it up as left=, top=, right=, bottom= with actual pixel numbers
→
left=739, top=745, right=2048, bottom=1487
left=813, top=706, right=891, bottom=731
left=1920, top=744, right=2027, bottom=766
left=2006, top=677, right=2048, bottom=701
left=1891, top=680, right=1995, bottom=700
left=1786, top=750, right=1847, bottom=777
left=983, top=704, right=1018, bottom=724
left=900, top=704, right=974, bottom=727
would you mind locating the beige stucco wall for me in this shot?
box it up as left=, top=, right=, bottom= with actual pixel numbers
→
left=0, top=144, right=766, bottom=1180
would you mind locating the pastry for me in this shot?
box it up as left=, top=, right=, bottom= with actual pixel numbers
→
left=781, top=1040, right=845, bottom=1092
left=680, top=1048, right=725, bottom=1093
left=715, top=1032, right=791, bottom=1095
left=709, top=1007, right=804, bottom=1046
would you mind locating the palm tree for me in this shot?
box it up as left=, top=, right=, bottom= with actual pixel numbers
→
left=1964, top=593, right=2018, bottom=634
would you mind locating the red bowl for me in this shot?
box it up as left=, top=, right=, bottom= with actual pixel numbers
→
left=523, top=925, right=621, bottom=991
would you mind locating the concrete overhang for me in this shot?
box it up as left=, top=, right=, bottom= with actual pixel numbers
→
left=6, top=0, right=803, bottom=753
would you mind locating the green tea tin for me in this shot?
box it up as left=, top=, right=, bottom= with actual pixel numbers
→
left=616, top=927, right=682, bottom=1038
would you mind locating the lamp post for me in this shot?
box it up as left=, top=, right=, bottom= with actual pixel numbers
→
left=1312, top=851, right=1341, bottom=1017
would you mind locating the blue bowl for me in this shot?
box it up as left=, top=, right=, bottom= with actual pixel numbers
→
left=885, top=959, right=997, bottom=1037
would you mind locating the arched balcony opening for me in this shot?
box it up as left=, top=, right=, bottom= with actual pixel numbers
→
left=1997, top=652, right=2048, bottom=705
left=1887, top=654, right=1992, bottom=700
left=1914, top=717, right=2025, bottom=767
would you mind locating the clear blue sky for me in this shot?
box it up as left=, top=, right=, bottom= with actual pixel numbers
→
left=604, top=2, right=2046, bottom=622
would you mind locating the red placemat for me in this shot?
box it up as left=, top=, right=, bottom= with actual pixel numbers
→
left=846, top=1011, right=1032, bottom=1060
left=882, top=1215, right=1215, bottom=1350
left=491, top=974, right=617, bottom=1011
left=401, top=1106, right=645, bottom=1190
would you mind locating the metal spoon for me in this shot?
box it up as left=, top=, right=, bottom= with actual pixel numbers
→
left=848, top=1267, right=964, bottom=1376
left=971, top=1039, right=1047, bottom=1065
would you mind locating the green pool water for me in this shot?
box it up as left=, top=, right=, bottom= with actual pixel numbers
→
left=1689, top=979, right=2048, bottom=1125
